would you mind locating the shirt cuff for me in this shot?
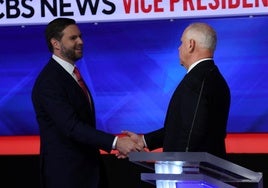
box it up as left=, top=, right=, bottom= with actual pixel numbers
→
left=142, top=135, right=147, bottom=148
left=112, top=136, right=118, bottom=150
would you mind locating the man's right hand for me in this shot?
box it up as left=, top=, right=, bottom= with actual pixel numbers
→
left=115, top=136, right=143, bottom=158
left=122, top=130, right=145, bottom=148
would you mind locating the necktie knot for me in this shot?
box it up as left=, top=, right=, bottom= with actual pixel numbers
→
left=73, top=67, right=82, bottom=81
left=73, top=67, right=88, bottom=98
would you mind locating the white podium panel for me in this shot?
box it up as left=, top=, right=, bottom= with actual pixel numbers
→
left=129, top=152, right=263, bottom=188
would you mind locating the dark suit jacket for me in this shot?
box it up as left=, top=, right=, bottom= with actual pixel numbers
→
left=144, top=60, right=230, bottom=158
left=32, top=58, right=115, bottom=188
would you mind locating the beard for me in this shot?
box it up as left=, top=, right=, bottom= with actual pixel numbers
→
left=60, top=44, right=83, bottom=63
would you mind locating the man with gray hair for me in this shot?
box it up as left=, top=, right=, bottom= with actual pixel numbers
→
left=123, top=22, right=231, bottom=159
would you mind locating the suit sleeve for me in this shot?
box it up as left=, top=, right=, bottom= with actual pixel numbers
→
left=32, top=74, right=115, bottom=152
left=144, top=128, right=165, bottom=150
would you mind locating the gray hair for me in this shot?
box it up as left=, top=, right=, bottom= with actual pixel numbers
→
left=185, top=23, right=217, bottom=51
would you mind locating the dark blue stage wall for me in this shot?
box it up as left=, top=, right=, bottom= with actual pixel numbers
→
left=0, top=16, right=268, bottom=136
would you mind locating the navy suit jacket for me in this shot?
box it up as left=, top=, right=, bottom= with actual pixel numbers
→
left=32, top=58, right=115, bottom=188
left=144, top=60, right=230, bottom=158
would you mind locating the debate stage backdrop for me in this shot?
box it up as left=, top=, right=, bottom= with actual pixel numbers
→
left=1, top=15, right=268, bottom=136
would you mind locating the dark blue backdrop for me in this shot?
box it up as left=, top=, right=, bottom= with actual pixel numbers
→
left=1, top=16, right=268, bottom=135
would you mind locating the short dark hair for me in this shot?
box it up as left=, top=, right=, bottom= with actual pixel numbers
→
left=45, top=18, right=76, bottom=52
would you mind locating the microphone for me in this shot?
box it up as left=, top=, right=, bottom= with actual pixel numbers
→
left=185, top=67, right=215, bottom=152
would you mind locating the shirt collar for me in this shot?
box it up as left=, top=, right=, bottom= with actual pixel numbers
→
left=52, top=54, right=75, bottom=76
left=187, top=58, right=213, bottom=73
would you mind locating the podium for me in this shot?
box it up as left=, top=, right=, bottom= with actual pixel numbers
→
left=129, top=152, right=263, bottom=188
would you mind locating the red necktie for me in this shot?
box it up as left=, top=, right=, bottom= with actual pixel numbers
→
left=73, top=67, right=92, bottom=109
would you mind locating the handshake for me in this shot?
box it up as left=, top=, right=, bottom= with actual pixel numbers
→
left=115, top=131, right=146, bottom=159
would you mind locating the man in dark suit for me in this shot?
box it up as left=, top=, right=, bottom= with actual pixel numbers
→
left=122, top=23, right=231, bottom=159
left=31, top=18, right=142, bottom=188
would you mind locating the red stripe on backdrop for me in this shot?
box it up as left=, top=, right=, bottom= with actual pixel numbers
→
left=0, top=134, right=268, bottom=155
left=0, top=135, right=40, bottom=155
left=225, top=133, right=268, bottom=153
